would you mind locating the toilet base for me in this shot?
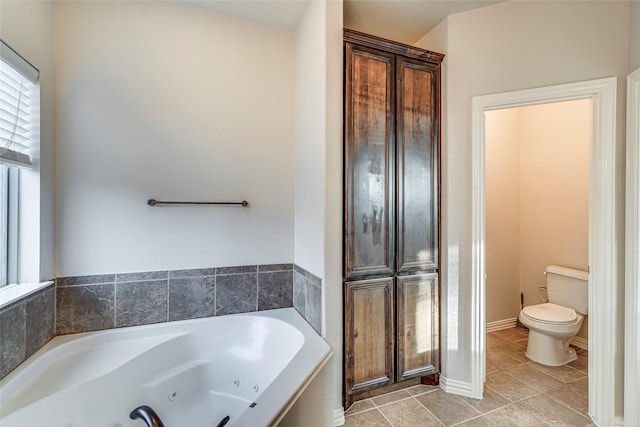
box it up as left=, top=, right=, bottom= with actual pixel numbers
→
left=525, top=329, right=577, bottom=366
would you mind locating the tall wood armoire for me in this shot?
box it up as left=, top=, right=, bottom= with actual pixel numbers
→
left=343, top=29, right=444, bottom=408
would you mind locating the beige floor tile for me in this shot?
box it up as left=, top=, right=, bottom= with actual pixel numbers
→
left=459, top=386, right=510, bottom=414
left=528, top=361, right=587, bottom=383
left=346, top=398, right=375, bottom=415
left=517, top=394, right=592, bottom=426
left=545, top=378, right=589, bottom=415
left=504, top=364, right=563, bottom=392
left=567, top=356, right=588, bottom=374
left=487, top=332, right=510, bottom=349
left=491, top=328, right=529, bottom=342
left=344, top=408, right=392, bottom=427
left=486, top=360, right=502, bottom=375
left=406, top=384, right=440, bottom=396
left=378, top=397, right=443, bottom=427
left=487, top=347, right=525, bottom=370
left=455, top=416, right=495, bottom=426
left=415, top=389, right=481, bottom=426
left=485, top=403, right=550, bottom=426
left=371, top=389, right=412, bottom=406
left=493, top=343, right=529, bottom=363
left=485, top=372, right=539, bottom=402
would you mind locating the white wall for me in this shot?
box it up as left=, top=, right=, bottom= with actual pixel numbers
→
left=416, top=1, right=628, bottom=406
left=54, top=1, right=295, bottom=276
left=294, top=1, right=328, bottom=281
left=0, top=1, right=55, bottom=283
left=485, top=108, right=520, bottom=323
left=291, top=0, right=344, bottom=422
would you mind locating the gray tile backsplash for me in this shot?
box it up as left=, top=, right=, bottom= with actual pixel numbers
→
left=115, top=280, right=168, bottom=328
left=25, top=288, right=56, bottom=358
left=216, top=273, right=259, bottom=315
left=169, top=275, right=216, bottom=321
left=2, top=262, right=321, bottom=381
left=1, top=285, right=55, bottom=380
left=55, top=263, right=297, bottom=334
left=56, top=284, right=115, bottom=334
left=293, top=266, right=322, bottom=333
left=258, top=270, right=293, bottom=311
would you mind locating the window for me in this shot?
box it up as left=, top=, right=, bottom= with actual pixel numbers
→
left=0, top=40, right=39, bottom=286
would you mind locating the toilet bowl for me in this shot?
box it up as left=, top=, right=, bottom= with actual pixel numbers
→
left=518, top=265, right=588, bottom=366
left=519, top=303, right=583, bottom=366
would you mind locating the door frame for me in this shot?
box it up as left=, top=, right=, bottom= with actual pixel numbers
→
left=470, top=78, right=618, bottom=426
left=626, top=66, right=640, bottom=427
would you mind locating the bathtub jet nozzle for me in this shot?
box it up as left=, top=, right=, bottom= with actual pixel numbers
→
left=129, top=405, right=165, bottom=427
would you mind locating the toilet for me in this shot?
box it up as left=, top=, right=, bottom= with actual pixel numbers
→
left=518, top=265, right=588, bottom=366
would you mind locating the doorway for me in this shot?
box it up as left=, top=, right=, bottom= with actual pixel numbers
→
left=485, top=99, right=590, bottom=339
left=470, top=78, right=618, bottom=427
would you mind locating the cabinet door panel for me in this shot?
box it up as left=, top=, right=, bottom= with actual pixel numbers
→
left=344, top=43, right=395, bottom=279
left=397, top=274, right=439, bottom=381
left=345, top=278, right=394, bottom=395
left=396, top=57, right=439, bottom=273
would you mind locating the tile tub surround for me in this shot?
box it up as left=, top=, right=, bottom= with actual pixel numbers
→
left=55, top=264, right=297, bottom=335
left=0, top=285, right=55, bottom=380
left=293, top=265, right=322, bottom=333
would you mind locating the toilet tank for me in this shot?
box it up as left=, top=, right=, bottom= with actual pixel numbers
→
left=545, top=265, right=589, bottom=314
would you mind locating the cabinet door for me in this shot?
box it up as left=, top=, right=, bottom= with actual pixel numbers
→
left=344, top=42, right=395, bottom=279
left=396, top=56, right=439, bottom=274
left=396, top=274, right=439, bottom=381
left=345, top=278, right=394, bottom=395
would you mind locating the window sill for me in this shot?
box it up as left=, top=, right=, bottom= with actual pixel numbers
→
left=0, top=281, right=54, bottom=309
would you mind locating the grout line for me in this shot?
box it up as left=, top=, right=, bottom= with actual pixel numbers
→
left=541, top=388, right=591, bottom=420
left=371, top=393, right=415, bottom=408
left=376, top=406, right=395, bottom=426
left=413, top=395, right=447, bottom=426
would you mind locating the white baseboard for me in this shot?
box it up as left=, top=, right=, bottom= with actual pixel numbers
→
left=440, top=375, right=473, bottom=398
left=571, top=336, right=588, bottom=350
left=333, top=408, right=345, bottom=426
left=614, top=415, right=624, bottom=426
left=486, top=317, right=517, bottom=332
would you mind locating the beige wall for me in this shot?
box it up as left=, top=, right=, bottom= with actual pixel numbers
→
left=415, top=1, right=628, bottom=398
left=0, top=1, right=55, bottom=282
left=485, top=100, right=590, bottom=340
left=631, top=1, right=640, bottom=72
left=54, top=1, right=295, bottom=276
left=519, top=100, right=590, bottom=338
left=485, top=108, right=521, bottom=323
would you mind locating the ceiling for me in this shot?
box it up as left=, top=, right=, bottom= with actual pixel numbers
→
left=344, top=0, right=503, bottom=44
left=177, top=0, right=502, bottom=45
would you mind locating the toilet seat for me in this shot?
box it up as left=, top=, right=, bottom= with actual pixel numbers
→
left=521, top=303, right=577, bottom=325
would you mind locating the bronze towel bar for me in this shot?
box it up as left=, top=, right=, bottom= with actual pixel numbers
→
left=147, top=199, right=248, bottom=207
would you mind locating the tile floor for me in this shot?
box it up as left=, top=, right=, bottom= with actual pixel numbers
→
left=344, top=328, right=591, bottom=427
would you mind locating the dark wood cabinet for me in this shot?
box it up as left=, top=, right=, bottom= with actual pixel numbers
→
left=343, top=29, right=443, bottom=407
left=344, top=278, right=394, bottom=395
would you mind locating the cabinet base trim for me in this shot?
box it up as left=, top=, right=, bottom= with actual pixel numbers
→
left=439, top=376, right=473, bottom=398
left=333, top=408, right=346, bottom=426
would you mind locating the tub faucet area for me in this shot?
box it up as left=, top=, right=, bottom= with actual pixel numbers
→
left=130, top=405, right=165, bottom=427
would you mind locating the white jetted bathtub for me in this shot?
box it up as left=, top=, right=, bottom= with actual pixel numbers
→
left=0, top=308, right=331, bottom=427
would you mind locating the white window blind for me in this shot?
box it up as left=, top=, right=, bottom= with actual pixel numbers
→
left=0, top=40, right=39, bottom=168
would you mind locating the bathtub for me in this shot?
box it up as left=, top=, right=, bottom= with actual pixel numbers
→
left=0, top=308, right=331, bottom=427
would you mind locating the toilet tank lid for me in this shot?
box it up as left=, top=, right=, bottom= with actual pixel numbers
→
left=545, top=265, right=588, bottom=280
